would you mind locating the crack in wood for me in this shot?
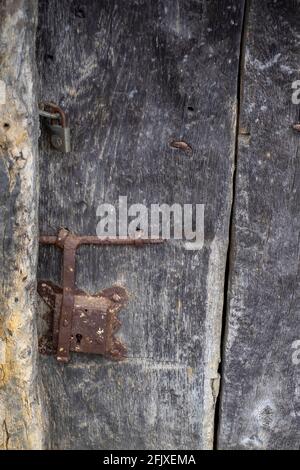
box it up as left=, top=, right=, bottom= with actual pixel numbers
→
left=213, top=0, right=249, bottom=450
left=3, top=419, right=10, bottom=450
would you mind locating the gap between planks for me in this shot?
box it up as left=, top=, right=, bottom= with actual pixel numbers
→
left=213, top=0, right=250, bottom=450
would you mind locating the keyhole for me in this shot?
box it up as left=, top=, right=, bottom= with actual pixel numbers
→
left=76, top=334, right=83, bottom=344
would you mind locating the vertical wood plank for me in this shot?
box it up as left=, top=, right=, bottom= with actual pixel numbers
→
left=218, top=0, right=300, bottom=450
left=0, top=0, right=44, bottom=449
left=37, top=0, right=244, bottom=449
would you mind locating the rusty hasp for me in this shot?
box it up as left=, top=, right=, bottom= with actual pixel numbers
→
left=38, top=228, right=164, bottom=363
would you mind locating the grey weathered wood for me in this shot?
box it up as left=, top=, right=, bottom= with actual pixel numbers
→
left=0, top=0, right=44, bottom=450
left=36, top=0, right=244, bottom=449
left=218, top=0, right=300, bottom=450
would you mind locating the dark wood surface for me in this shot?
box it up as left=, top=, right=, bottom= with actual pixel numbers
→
left=218, top=0, right=300, bottom=450
left=36, top=0, right=244, bottom=449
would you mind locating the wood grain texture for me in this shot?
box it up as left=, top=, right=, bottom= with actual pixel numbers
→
left=218, top=0, right=300, bottom=450
left=0, top=0, right=44, bottom=450
left=36, top=0, right=244, bottom=449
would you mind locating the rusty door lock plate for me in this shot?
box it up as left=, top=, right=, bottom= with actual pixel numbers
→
left=38, top=228, right=164, bottom=363
left=38, top=281, right=127, bottom=360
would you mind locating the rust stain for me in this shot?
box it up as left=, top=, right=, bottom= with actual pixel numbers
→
left=169, top=139, right=192, bottom=154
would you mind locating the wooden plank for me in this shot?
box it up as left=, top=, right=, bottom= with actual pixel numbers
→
left=218, top=0, right=300, bottom=450
left=37, top=0, right=245, bottom=449
left=0, top=0, right=44, bottom=450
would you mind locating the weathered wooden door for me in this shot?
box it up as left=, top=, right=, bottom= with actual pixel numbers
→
left=1, top=0, right=299, bottom=450
left=36, top=0, right=243, bottom=449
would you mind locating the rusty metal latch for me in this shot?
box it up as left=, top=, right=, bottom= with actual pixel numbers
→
left=39, top=102, right=71, bottom=153
left=38, top=228, right=164, bottom=363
